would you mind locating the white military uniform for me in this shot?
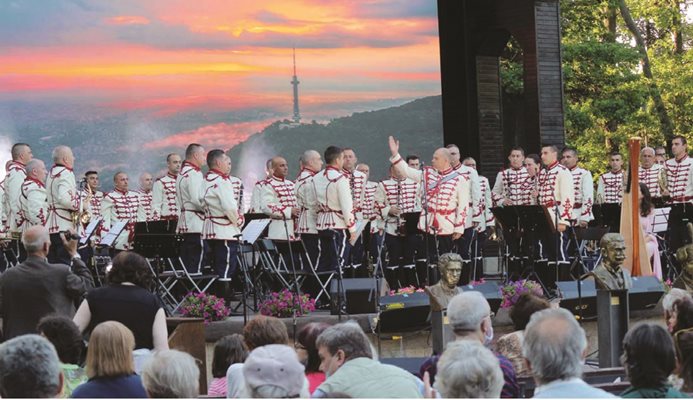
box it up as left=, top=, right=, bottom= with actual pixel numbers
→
left=4, top=161, right=27, bottom=235
left=344, top=169, right=366, bottom=221
left=375, top=177, right=419, bottom=237
left=491, top=166, right=535, bottom=206
left=18, top=177, right=48, bottom=233
left=568, top=165, right=594, bottom=224
left=229, top=176, right=244, bottom=215
left=362, top=181, right=379, bottom=232
left=151, top=172, right=178, bottom=220
left=259, top=175, right=297, bottom=240
left=295, top=169, right=319, bottom=235
left=478, top=175, right=495, bottom=231
left=453, top=163, right=482, bottom=228
left=81, top=188, right=104, bottom=220
left=596, top=170, right=625, bottom=204
left=538, top=161, right=575, bottom=228
left=250, top=178, right=269, bottom=213
left=665, top=155, right=693, bottom=203
left=176, top=161, right=205, bottom=234
left=313, top=166, right=356, bottom=232
left=45, top=164, right=79, bottom=235
left=391, top=154, right=471, bottom=236
left=639, top=164, right=666, bottom=198
left=136, top=188, right=154, bottom=222
left=101, top=189, right=139, bottom=250
left=201, top=170, right=241, bottom=240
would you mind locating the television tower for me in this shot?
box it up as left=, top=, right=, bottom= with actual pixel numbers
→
left=291, top=47, right=301, bottom=123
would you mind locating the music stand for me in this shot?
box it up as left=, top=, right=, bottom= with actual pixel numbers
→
left=591, top=204, right=621, bottom=233
left=401, top=212, right=421, bottom=236
left=515, top=205, right=553, bottom=294
left=100, top=221, right=128, bottom=248
left=243, top=213, right=270, bottom=229
left=80, top=218, right=103, bottom=246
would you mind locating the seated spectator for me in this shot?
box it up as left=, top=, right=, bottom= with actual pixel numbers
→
left=434, top=340, right=504, bottom=398
left=663, top=289, right=692, bottom=333
left=243, top=344, right=309, bottom=398
left=673, top=297, right=693, bottom=334
left=674, top=326, right=693, bottom=392
left=621, top=323, right=687, bottom=398
left=227, top=315, right=290, bottom=398
left=142, top=349, right=200, bottom=398
left=72, top=321, right=147, bottom=398
left=313, top=321, right=422, bottom=398
left=296, top=322, right=331, bottom=393
left=37, top=315, right=87, bottom=397
left=209, top=334, right=247, bottom=397
left=496, top=293, right=550, bottom=376
left=73, top=251, right=168, bottom=372
left=0, top=226, right=93, bottom=340
left=523, top=308, right=616, bottom=398
left=419, top=291, right=519, bottom=398
left=0, top=334, right=63, bottom=398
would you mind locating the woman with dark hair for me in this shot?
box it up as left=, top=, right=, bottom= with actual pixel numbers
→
left=295, top=322, right=331, bottom=393
left=208, top=334, right=247, bottom=397
left=672, top=297, right=693, bottom=334
left=37, top=315, right=87, bottom=397
left=674, top=327, right=693, bottom=393
left=621, top=323, right=687, bottom=397
left=73, top=251, right=168, bottom=372
left=640, top=183, right=662, bottom=279
left=495, top=293, right=550, bottom=376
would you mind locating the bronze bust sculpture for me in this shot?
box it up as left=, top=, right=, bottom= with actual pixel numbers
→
left=592, top=233, right=633, bottom=290
left=674, top=223, right=693, bottom=294
left=425, top=253, right=463, bottom=312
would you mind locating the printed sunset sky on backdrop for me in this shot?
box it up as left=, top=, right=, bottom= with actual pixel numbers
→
left=0, top=0, right=441, bottom=181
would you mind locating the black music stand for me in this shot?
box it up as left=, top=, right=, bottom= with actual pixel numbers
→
left=401, top=212, right=421, bottom=236
left=243, top=213, right=270, bottom=229
left=491, top=206, right=520, bottom=282
left=507, top=205, right=553, bottom=294
left=591, top=204, right=621, bottom=233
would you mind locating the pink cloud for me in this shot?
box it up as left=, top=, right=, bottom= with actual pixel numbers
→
left=143, top=120, right=275, bottom=150
left=106, top=16, right=151, bottom=25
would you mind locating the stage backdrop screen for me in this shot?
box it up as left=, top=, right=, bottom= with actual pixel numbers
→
left=0, top=0, right=443, bottom=193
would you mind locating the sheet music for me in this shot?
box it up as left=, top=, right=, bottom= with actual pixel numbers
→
left=100, top=221, right=128, bottom=247
left=352, top=219, right=367, bottom=238
left=80, top=218, right=103, bottom=245
left=653, top=207, right=670, bottom=234
left=242, top=219, right=271, bottom=244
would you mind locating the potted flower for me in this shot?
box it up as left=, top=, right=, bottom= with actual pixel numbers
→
left=388, top=285, right=425, bottom=296
left=500, top=279, right=544, bottom=308
left=258, top=289, right=316, bottom=318
left=178, top=291, right=231, bottom=324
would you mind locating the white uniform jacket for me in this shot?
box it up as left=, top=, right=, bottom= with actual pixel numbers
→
left=176, top=161, right=205, bottom=234
left=201, top=170, right=241, bottom=241
left=46, top=164, right=79, bottom=234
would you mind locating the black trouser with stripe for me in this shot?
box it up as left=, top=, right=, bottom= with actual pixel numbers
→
left=181, top=233, right=203, bottom=274
left=207, top=239, right=239, bottom=280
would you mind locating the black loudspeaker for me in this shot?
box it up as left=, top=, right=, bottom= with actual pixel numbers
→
left=558, top=276, right=665, bottom=319
left=378, top=292, right=431, bottom=332
left=330, top=278, right=387, bottom=315
left=461, top=281, right=502, bottom=314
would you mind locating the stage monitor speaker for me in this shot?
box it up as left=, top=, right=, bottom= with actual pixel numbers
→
left=330, top=278, right=387, bottom=315
left=558, top=276, right=665, bottom=319
left=378, top=292, right=431, bottom=333
left=461, top=281, right=502, bottom=314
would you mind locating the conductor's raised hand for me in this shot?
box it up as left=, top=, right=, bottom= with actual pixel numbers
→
left=388, top=136, right=400, bottom=157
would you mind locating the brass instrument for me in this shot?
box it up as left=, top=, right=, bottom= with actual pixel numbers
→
left=658, top=166, right=669, bottom=197
left=73, top=181, right=93, bottom=226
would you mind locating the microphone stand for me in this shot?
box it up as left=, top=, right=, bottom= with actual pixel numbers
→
left=331, top=229, right=346, bottom=322
left=281, top=213, right=302, bottom=341
left=233, top=233, right=249, bottom=326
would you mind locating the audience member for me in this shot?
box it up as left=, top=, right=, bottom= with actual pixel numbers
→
left=496, top=293, right=550, bottom=376
left=621, top=323, right=687, bottom=398
left=296, top=322, right=331, bottom=393
left=674, top=327, right=693, bottom=392
left=243, top=344, right=309, bottom=398
left=523, top=308, right=615, bottom=398
left=37, top=315, right=87, bottom=397
left=313, top=321, right=422, bottom=398
left=0, top=334, right=63, bottom=398
left=419, top=291, right=519, bottom=398
left=664, top=289, right=692, bottom=333
left=0, top=226, right=93, bottom=339
left=142, top=349, right=201, bottom=398
left=73, top=251, right=168, bottom=372
left=72, top=321, right=147, bottom=398
left=209, top=334, right=247, bottom=397
left=673, top=297, right=693, bottom=334
left=227, top=315, right=290, bottom=398
left=434, top=340, right=504, bottom=398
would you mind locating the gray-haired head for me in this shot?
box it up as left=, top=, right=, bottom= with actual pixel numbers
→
left=315, top=321, right=372, bottom=362
left=142, top=349, right=200, bottom=398
left=0, top=334, right=62, bottom=398
left=447, top=291, right=491, bottom=335
left=22, top=225, right=51, bottom=255
left=51, top=145, right=72, bottom=163
left=435, top=340, right=504, bottom=398
left=522, top=308, right=587, bottom=385
left=25, top=159, right=46, bottom=179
